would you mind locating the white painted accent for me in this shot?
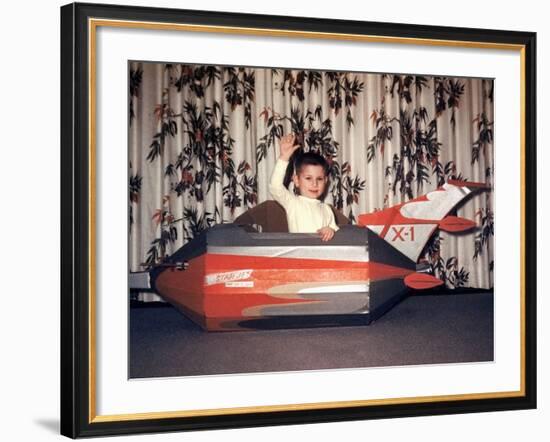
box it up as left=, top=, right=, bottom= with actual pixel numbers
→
left=399, top=184, right=471, bottom=220
left=386, top=224, right=437, bottom=261
left=298, top=284, right=369, bottom=294
left=225, top=281, right=254, bottom=288
left=366, top=224, right=437, bottom=261
left=204, top=270, right=253, bottom=286
left=209, top=246, right=369, bottom=262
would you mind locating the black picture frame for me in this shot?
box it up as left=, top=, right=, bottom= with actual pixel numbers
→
left=61, top=2, right=537, bottom=438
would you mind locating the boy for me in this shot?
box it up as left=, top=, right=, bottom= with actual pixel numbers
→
left=269, top=134, right=338, bottom=241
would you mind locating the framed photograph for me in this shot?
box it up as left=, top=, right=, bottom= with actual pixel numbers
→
left=60, top=1, right=536, bottom=438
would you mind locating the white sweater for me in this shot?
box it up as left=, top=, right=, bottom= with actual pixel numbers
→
left=269, top=159, right=339, bottom=233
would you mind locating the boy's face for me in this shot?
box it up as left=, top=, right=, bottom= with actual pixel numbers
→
left=293, top=164, right=327, bottom=199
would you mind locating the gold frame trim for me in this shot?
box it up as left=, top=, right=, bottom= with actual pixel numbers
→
left=88, top=18, right=527, bottom=424
left=91, top=390, right=524, bottom=423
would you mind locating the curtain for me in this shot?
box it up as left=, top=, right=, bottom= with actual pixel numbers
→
left=129, top=62, right=494, bottom=301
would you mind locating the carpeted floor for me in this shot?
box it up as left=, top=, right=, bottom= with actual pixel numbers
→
left=129, top=291, right=493, bottom=379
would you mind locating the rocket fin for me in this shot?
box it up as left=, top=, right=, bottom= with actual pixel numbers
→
left=404, top=273, right=444, bottom=290
left=439, top=216, right=477, bottom=232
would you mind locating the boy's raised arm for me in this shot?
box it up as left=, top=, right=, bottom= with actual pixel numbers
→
left=269, top=159, right=292, bottom=207
left=269, top=134, right=300, bottom=208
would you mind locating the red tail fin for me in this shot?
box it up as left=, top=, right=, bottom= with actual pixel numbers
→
left=404, top=273, right=444, bottom=290
left=439, top=216, right=477, bottom=233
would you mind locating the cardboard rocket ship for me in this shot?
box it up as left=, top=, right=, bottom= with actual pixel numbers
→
left=130, top=180, right=487, bottom=331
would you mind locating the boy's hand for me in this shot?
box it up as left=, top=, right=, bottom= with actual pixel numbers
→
left=317, top=226, right=335, bottom=242
left=279, top=134, right=300, bottom=161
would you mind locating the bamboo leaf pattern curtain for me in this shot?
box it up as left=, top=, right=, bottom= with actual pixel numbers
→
left=129, top=62, right=494, bottom=301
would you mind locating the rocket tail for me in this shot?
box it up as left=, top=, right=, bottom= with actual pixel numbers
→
left=358, top=181, right=489, bottom=262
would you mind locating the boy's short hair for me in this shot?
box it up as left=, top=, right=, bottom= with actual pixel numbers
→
left=293, top=151, right=329, bottom=176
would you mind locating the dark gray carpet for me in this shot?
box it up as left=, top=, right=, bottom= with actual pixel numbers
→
left=129, top=291, right=493, bottom=378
